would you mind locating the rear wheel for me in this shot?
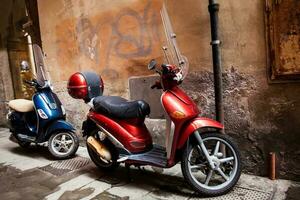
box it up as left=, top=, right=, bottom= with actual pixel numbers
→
left=181, top=132, right=241, bottom=197
left=87, top=129, right=119, bottom=171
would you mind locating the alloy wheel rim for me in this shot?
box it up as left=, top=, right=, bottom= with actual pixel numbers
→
left=187, top=136, right=238, bottom=191
left=51, top=132, right=75, bottom=156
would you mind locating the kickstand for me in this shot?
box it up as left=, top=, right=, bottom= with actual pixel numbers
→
left=125, top=163, right=133, bottom=183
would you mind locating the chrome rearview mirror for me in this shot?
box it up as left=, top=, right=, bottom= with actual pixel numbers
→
left=148, top=59, right=157, bottom=70
left=20, top=60, right=30, bottom=72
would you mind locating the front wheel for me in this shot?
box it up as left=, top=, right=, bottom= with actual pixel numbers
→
left=48, top=131, right=79, bottom=159
left=181, top=132, right=241, bottom=197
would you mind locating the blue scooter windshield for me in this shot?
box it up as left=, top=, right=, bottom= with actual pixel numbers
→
left=32, top=44, right=49, bottom=87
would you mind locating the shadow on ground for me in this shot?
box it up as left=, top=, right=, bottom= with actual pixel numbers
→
left=83, top=165, right=195, bottom=198
left=9, top=144, right=55, bottom=160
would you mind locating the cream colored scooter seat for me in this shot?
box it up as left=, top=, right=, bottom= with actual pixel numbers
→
left=8, top=99, right=34, bottom=113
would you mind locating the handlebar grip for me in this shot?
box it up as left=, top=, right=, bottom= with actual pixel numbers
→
left=24, top=80, right=32, bottom=85
left=24, top=80, right=37, bottom=87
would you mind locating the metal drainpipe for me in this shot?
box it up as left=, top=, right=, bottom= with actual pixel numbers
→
left=208, top=0, right=224, bottom=131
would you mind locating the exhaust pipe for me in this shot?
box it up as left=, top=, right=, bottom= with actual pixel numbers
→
left=87, top=136, right=112, bottom=162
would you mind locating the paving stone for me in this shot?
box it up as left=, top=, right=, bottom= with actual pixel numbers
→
left=144, top=189, right=190, bottom=200
left=90, top=191, right=128, bottom=200
left=0, top=128, right=296, bottom=200
left=45, top=174, right=97, bottom=200
left=107, top=183, right=155, bottom=200
left=80, top=180, right=112, bottom=200
left=0, top=136, right=53, bottom=170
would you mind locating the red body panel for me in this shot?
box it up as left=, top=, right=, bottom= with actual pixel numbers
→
left=161, top=86, right=200, bottom=166
left=88, top=112, right=152, bottom=153
left=162, top=86, right=200, bottom=124
left=177, top=117, right=224, bottom=149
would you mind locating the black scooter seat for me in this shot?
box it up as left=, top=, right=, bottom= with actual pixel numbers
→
left=93, top=96, right=150, bottom=119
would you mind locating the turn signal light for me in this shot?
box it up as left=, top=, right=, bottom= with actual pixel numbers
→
left=171, top=111, right=186, bottom=119
left=37, top=109, right=48, bottom=119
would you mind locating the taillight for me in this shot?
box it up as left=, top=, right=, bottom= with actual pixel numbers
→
left=130, top=141, right=146, bottom=149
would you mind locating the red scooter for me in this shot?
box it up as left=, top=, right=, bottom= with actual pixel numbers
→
left=67, top=62, right=241, bottom=196
left=67, top=6, right=241, bottom=196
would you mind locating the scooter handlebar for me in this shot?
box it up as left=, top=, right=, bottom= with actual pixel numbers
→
left=23, top=79, right=38, bottom=87
left=24, top=80, right=34, bottom=85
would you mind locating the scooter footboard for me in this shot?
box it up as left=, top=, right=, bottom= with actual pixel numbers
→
left=177, top=117, right=224, bottom=149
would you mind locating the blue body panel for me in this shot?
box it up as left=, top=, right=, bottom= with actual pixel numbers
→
left=43, top=120, right=75, bottom=141
left=33, top=89, right=67, bottom=141
left=34, top=90, right=64, bottom=125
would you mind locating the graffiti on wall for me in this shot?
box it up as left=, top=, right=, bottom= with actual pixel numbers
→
left=55, top=0, right=163, bottom=81
left=76, top=17, right=100, bottom=63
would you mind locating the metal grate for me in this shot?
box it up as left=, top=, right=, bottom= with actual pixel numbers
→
left=40, top=156, right=91, bottom=176
left=204, top=186, right=272, bottom=200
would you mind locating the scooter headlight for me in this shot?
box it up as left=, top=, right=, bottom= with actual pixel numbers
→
left=37, top=109, right=48, bottom=119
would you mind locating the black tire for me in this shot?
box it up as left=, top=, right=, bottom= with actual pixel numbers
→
left=48, top=131, right=79, bottom=159
left=87, top=129, right=119, bottom=171
left=181, top=132, right=242, bottom=197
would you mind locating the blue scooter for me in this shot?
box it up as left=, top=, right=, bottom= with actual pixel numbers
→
left=7, top=44, right=79, bottom=159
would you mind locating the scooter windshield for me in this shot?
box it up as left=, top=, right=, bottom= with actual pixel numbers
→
left=160, top=4, right=189, bottom=80
left=32, top=44, right=49, bottom=87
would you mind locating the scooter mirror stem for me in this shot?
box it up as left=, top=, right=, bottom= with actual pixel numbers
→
left=162, top=46, right=170, bottom=64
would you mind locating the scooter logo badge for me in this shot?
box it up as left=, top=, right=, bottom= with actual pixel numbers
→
left=171, top=110, right=186, bottom=119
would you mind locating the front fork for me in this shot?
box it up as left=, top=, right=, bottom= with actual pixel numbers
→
left=193, top=131, right=230, bottom=181
left=193, top=130, right=216, bottom=169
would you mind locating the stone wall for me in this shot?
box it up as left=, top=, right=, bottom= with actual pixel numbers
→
left=35, top=0, right=300, bottom=181
left=181, top=70, right=300, bottom=180
left=0, top=0, right=25, bottom=126
left=0, top=50, right=14, bottom=126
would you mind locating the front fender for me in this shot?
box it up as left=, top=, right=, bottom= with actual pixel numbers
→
left=177, top=117, right=224, bottom=149
left=44, top=120, right=75, bottom=139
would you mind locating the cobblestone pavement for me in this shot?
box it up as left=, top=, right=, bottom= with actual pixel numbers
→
left=0, top=128, right=296, bottom=200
